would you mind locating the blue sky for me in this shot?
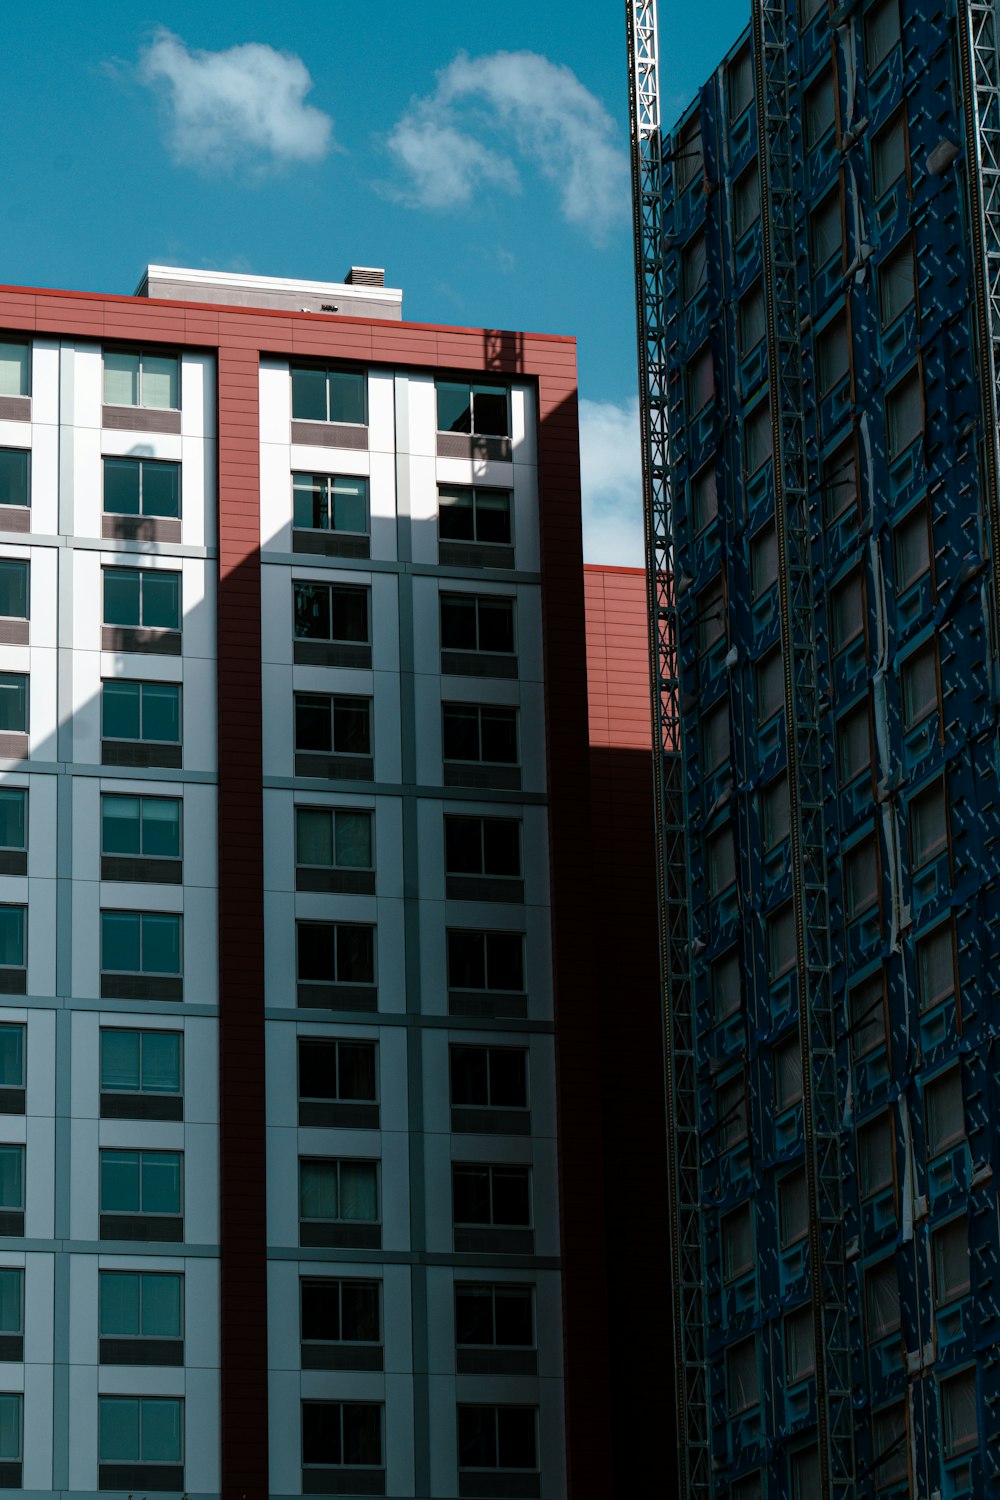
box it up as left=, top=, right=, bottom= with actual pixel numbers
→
left=2, top=0, right=748, bottom=561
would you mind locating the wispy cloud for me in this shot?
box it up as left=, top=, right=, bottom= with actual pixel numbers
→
left=137, top=29, right=334, bottom=171
left=387, top=51, right=629, bottom=244
left=579, top=397, right=645, bottom=566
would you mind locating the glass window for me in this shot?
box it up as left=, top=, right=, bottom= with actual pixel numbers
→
left=866, top=1256, right=900, bottom=1339
left=103, top=457, right=181, bottom=519
left=734, top=162, right=761, bottom=237
left=0, top=344, right=29, bottom=399
left=756, top=649, right=784, bottom=722
left=779, top=1169, right=808, bottom=1247
left=102, top=681, right=180, bottom=744
left=302, top=1400, right=383, bottom=1468
left=439, top=487, right=512, bottom=546
left=706, top=825, right=736, bottom=898
left=100, top=1030, right=181, bottom=1096
left=901, top=641, right=939, bottom=728
left=100, top=1150, right=181, bottom=1215
left=297, top=922, right=376, bottom=985
left=0, top=908, right=24, bottom=969
left=739, top=285, right=766, bottom=356
left=865, top=0, right=901, bottom=71
left=0, top=451, right=29, bottom=510
left=934, top=1219, right=971, bottom=1308
left=0, top=674, right=27, bottom=733
left=451, top=1046, right=528, bottom=1109
left=768, top=903, right=796, bottom=980
left=101, top=911, right=181, bottom=976
left=727, top=1336, right=759, bottom=1414
left=837, top=702, right=871, bottom=786
left=822, top=439, right=858, bottom=522
left=101, top=795, right=181, bottom=859
left=453, top=1164, right=531, bottom=1227
left=0, top=1395, right=20, bottom=1462
left=0, top=562, right=27, bottom=621
left=296, top=808, right=373, bottom=870
left=103, top=350, right=179, bottom=410
left=729, top=46, right=754, bottom=119
left=300, top=1159, right=379, bottom=1224
left=732, top=1476, right=763, bottom=1500
left=293, top=474, right=368, bottom=535
left=0, top=790, right=26, bottom=852
left=845, top=835, right=879, bottom=918
left=99, top=1271, right=182, bottom=1338
left=443, top=704, right=518, bottom=765
left=925, top=1068, right=964, bottom=1156
left=830, top=569, right=864, bottom=652
left=910, top=779, right=947, bottom=869
left=849, top=973, right=886, bottom=1059
left=447, top=930, right=524, bottom=993
left=458, top=1406, right=537, bottom=1473
left=0, top=1269, right=21, bottom=1334
left=722, top=1202, right=753, bottom=1280
left=763, top=776, right=790, bottom=850
left=879, top=237, right=915, bottom=326
left=293, top=582, right=369, bottom=645
left=712, top=949, right=741, bottom=1020
left=445, top=817, right=521, bottom=878
left=702, top=699, right=730, bottom=772
left=686, top=345, right=714, bottom=412
left=697, top=582, right=725, bottom=655
left=103, top=569, right=180, bottom=631
left=941, top=1368, right=978, bottom=1458
left=859, top=1113, right=894, bottom=1198
left=873, top=111, right=906, bottom=198
left=291, top=368, right=366, bottom=425
left=675, top=116, right=704, bottom=192
left=436, top=382, right=509, bottom=438
left=804, top=69, right=836, bottom=150
left=682, top=233, right=708, bottom=304
left=0, top=1026, right=24, bottom=1088
left=916, top=920, right=956, bottom=1012
left=456, top=1284, right=534, bottom=1348
left=790, top=1447, right=820, bottom=1500
left=801, top=0, right=826, bottom=22
left=785, top=1305, right=815, bottom=1381
left=817, top=312, right=850, bottom=395
left=893, top=510, right=930, bottom=602
left=810, top=189, right=842, bottom=270
left=774, top=1034, right=803, bottom=1111
left=717, top=1072, right=747, bottom=1150
left=691, top=465, right=718, bottom=534
left=886, top=369, right=923, bottom=459
left=299, top=1039, right=377, bottom=1104
left=302, top=1279, right=381, bottom=1345
left=440, top=594, right=515, bottom=655
left=744, top=401, right=772, bottom=474
left=750, top=522, right=778, bottom=598
left=0, top=1147, right=23, bottom=1209
left=872, top=1402, right=908, bottom=1487
left=98, top=1396, right=183, bottom=1463
left=294, top=694, right=372, bottom=756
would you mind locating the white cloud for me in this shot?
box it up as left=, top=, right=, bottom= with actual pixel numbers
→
left=387, top=51, right=628, bottom=243
left=138, top=29, right=333, bottom=171
left=579, top=397, right=645, bottom=566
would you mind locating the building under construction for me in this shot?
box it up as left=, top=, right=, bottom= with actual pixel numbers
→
left=629, top=1, right=1000, bottom=1496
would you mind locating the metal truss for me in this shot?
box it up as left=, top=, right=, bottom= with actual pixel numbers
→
left=626, top=4, right=711, bottom=1499
left=751, top=3, right=855, bottom=1497
left=958, top=1, right=1000, bottom=690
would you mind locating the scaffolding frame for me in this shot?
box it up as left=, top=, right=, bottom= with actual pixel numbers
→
left=626, top=5, right=711, bottom=1498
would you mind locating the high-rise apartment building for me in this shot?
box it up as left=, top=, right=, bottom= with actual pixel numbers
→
left=0, top=265, right=617, bottom=1497
left=630, top=1, right=1000, bottom=1496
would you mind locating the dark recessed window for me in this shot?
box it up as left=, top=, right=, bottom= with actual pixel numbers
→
left=738, top=285, right=766, bottom=357
left=0, top=675, right=27, bottom=735
left=727, top=1336, right=759, bottom=1414
left=103, top=568, right=180, bottom=631
left=849, top=972, right=886, bottom=1060
left=675, top=116, right=704, bottom=193
left=682, top=233, right=708, bottom=304
left=784, top=1305, right=815, bottom=1382
left=102, top=681, right=180, bottom=746
left=879, top=237, right=915, bottom=327
left=451, top=1046, right=527, bottom=1110
left=864, top=0, right=901, bottom=72
left=99, top=1271, right=183, bottom=1344
left=296, top=807, right=373, bottom=874
left=0, top=563, right=27, bottom=622
left=458, top=1405, right=537, bottom=1478
left=933, top=1219, right=970, bottom=1308
left=702, top=699, right=730, bottom=772
left=836, top=701, right=871, bottom=786
left=925, top=1068, right=964, bottom=1157
left=916, top=920, right=956, bottom=1013
left=817, top=312, right=850, bottom=395
left=716, top=1072, right=748, bottom=1150
left=893, top=504, right=930, bottom=590
left=871, top=1403, right=908, bottom=1490
left=901, top=641, right=939, bottom=729
left=299, top=1039, right=377, bottom=1106
left=762, top=776, right=790, bottom=851
left=0, top=791, right=25, bottom=855
left=301, top=1278, right=381, bottom=1346
left=706, top=824, right=736, bottom=899
left=293, top=582, right=369, bottom=646
left=100, top=1149, right=182, bottom=1218
left=300, top=1159, right=378, bottom=1227
left=0, top=452, right=28, bottom=510
left=728, top=46, right=754, bottom=119
left=941, top=1369, right=978, bottom=1459
left=439, top=486, right=513, bottom=546
left=810, top=189, right=842, bottom=270
left=443, top=704, right=518, bottom=766
left=101, top=795, right=181, bottom=861
left=858, top=1113, right=894, bottom=1199
left=773, top=1034, right=803, bottom=1112
left=909, top=778, right=948, bottom=870
left=886, top=369, right=923, bottom=460
left=755, top=649, right=784, bottom=723
left=779, top=1169, right=808, bottom=1248
left=101, top=911, right=181, bottom=979
left=712, top=949, right=741, bottom=1021
left=437, top=382, right=509, bottom=438
left=293, top=473, right=368, bottom=535
left=687, top=345, right=714, bottom=412
left=822, top=438, right=858, bottom=522
left=721, top=1201, right=753, bottom=1281
left=804, top=69, right=836, bottom=150
left=440, top=594, right=515, bottom=655
left=302, top=1399, right=383, bottom=1475
left=447, top=930, right=524, bottom=992
left=445, top=816, right=521, bottom=878
left=733, top=162, right=761, bottom=237
left=845, top=834, right=879, bottom=918
left=744, top=401, right=772, bottom=474
left=830, top=569, right=864, bottom=653
left=872, top=110, right=906, bottom=198
left=294, top=694, right=371, bottom=755
left=697, top=581, right=726, bottom=656
left=297, top=922, right=375, bottom=987
left=767, top=903, right=795, bottom=981
left=691, top=464, right=718, bottom=533
left=750, top=522, right=778, bottom=599
left=103, top=459, right=180, bottom=519
left=865, top=1256, right=900, bottom=1340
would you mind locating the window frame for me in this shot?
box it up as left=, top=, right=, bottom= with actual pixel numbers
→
left=292, top=472, right=369, bottom=538
left=99, top=1147, right=183, bottom=1220
left=878, top=235, right=916, bottom=328
left=821, top=434, right=859, bottom=523
left=101, top=679, right=181, bottom=748
left=454, top=1282, right=535, bottom=1350
left=858, top=1111, right=896, bottom=1201
left=98, top=1269, right=184, bottom=1343
left=674, top=115, right=704, bottom=193
left=100, top=909, right=182, bottom=979
left=100, top=793, right=182, bottom=863
left=0, top=343, right=30, bottom=400
left=452, top=1163, right=532, bottom=1230
left=300, top=1276, right=382, bottom=1349
left=102, top=348, right=181, bottom=412
left=909, top=776, right=949, bottom=872
left=299, top=1156, right=381, bottom=1228
left=442, top=702, right=519, bottom=770
left=435, top=381, right=511, bottom=440
left=885, top=365, right=924, bottom=462
left=871, top=108, right=908, bottom=201
left=940, top=1367, right=978, bottom=1459
left=290, top=366, right=368, bottom=427
left=0, top=450, right=30, bottom=511
left=102, top=457, right=182, bottom=521
left=439, top=592, right=517, bottom=657
left=933, top=1217, right=971, bottom=1309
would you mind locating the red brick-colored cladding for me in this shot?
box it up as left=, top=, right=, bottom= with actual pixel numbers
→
left=583, top=566, right=673, bottom=1491
left=0, top=283, right=614, bottom=1498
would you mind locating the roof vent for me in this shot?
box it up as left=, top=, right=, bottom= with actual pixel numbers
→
left=344, top=266, right=385, bottom=287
